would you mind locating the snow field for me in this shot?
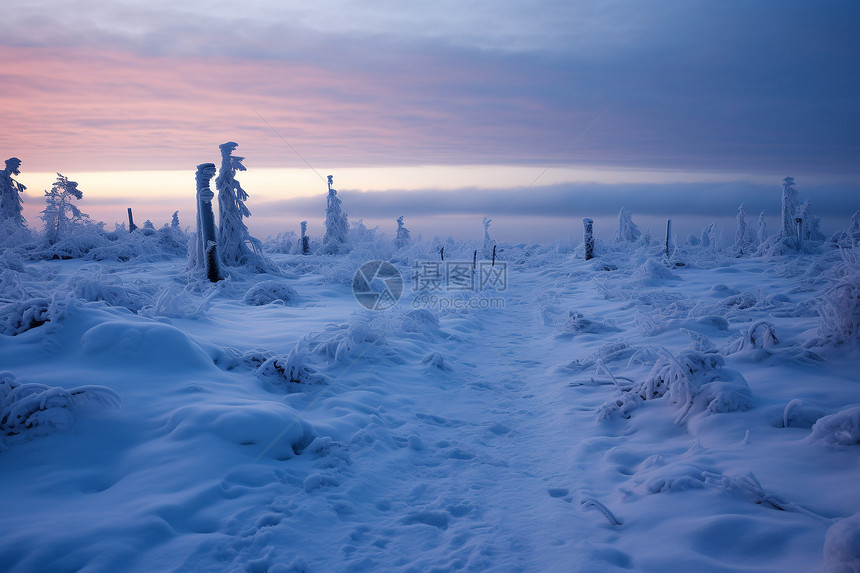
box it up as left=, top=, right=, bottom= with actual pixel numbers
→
left=0, top=240, right=859, bottom=572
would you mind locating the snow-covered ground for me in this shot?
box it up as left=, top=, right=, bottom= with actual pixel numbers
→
left=1, top=237, right=859, bottom=572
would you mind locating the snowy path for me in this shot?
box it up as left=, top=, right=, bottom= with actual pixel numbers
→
left=177, top=266, right=609, bottom=572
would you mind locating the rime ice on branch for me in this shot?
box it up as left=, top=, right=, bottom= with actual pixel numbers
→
left=0, top=157, right=26, bottom=229
left=323, top=175, right=349, bottom=254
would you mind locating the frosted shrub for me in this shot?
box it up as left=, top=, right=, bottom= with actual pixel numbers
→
left=263, top=231, right=298, bottom=254
left=813, top=249, right=860, bottom=348
left=598, top=349, right=752, bottom=425
left=0, top=371, right=120, bottom=441
left=256, top=346, right=332, bottom=389
left=242, top=280, right=299, bottom=306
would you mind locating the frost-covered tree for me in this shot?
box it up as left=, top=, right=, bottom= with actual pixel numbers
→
left=797, top=199, right=825, bottom=242
left=394, top=216, right=411, bottom=249
left=322, top=175, right=349, bottom=254
left=700, top=222, right=718, bottom=251
left=758, top=210, right=768, bottom=244
left=171, top=211, right=180, bottom=230
left=0, top=157, right=26, bottom=229
left=300, top=220, right=309, bottom=254
left=616, top=207, right=641, bottom=242
left=732, top=203, right=756, bottom=257
left=482, top=217, right=494, bottom=258
left=215, top=142, right=273, bottom=271
left=41, top=173, right=92, bottom=244
left=780, top=176, right=800, bottom=244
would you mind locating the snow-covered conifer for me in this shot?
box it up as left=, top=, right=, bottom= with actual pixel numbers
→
left=780, top=176, right=800, bottom=244
left=482, top=217, right=494, bottom=258
left=758, top=210, right=768, bottom=244
left=323, top=175, right=349, bottom=254
left=215, top=142, right=275, bottom=272
left=171, top=211, right=180, bottom=230
left=732, top=203, right=753, bottom=257
left=394, top=216, right=411, bottom=249
left=41, top=173, right=92, bottom=244
left=0, top=158, right=26, bottom=229
left=617, top=207, right=641, bottom=243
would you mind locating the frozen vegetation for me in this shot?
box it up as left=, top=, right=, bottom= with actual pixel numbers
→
left=0, top=172, right=858, bottom=572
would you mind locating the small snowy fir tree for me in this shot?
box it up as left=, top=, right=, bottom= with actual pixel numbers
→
left=0, top=157, right=26, bottom=228
left=215, top=142, right=275, bottom=272
left=41, top=173, right=91, bottom=244
left=170, top=211, right=180, bottom=230
left=394, top=216, right=411, bottom=249
left=482, top=217, right=494, bottom=258
left=780, top=176, right=800, bottom=245
left=732, top=203, right=755, bottom=257
left=322, top=175, right=349, bottom=254
left=758, top=210, right=768, bottom=244
left=616, top=207, right=641, bottom=242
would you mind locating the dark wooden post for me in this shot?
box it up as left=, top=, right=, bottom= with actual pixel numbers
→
left=583, top=218, right=594, bottom=260
left=127, top=208, right=137, bottom=232
left=665, top=218, right=672, bottom=257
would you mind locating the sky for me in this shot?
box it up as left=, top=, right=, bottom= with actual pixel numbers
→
left=2, top=1, right=858, bottom=242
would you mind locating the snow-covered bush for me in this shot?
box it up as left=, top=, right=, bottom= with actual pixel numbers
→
left=598, top=349, right=752, bottom=425
left=242, top=280, right=299, bottom=306
left=263, top=230, right=299, bottom=254
left=256, top=346, right=332, bottom=389
left=810, top=249, right=860, bottom=349
left=0, top=371, right=120, bottom=442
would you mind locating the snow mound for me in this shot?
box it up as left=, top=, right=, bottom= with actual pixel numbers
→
left=633, top=259, right=681, bottom=285
left=166, top=400, right=315, bottom=460
left=811, top=406, right=860, bottom=446
left=825, top=512, right=860, bottom=573
left=80, top=320, right=215, bottom=373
